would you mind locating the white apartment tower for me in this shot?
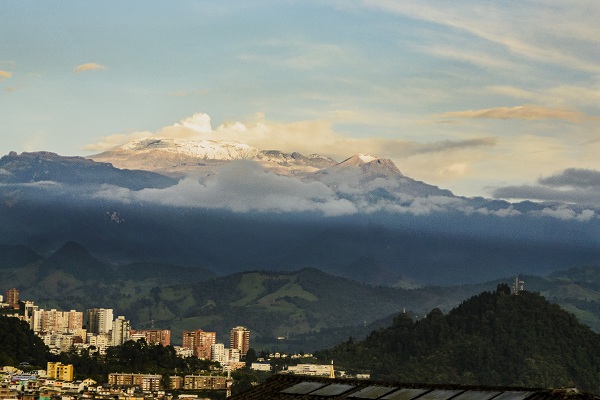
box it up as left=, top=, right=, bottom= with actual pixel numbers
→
left=86, top=308, right=114, bottom=334
left=210, top=343, right=226, bottom=363
left=112, top=316, right=131, bottom=346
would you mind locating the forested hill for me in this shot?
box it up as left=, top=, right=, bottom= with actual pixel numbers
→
left=0, top=316, right=47, bottom=366
left=316, top=285, right=600, bottom=394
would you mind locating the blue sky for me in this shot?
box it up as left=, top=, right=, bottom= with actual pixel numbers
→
left=2, top=1, right=600, bottom=198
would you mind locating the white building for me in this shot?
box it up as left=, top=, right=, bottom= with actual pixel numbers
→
left=112, top=316, right=131, bottom=346
left=85, top=308, right=113, bottom=334
left=251, top=363, right=272, bottom=372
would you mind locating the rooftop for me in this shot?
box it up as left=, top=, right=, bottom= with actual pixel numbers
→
left=230, top=374, right=600, bottom=400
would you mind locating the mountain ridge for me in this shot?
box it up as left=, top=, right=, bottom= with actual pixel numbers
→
left=4, top=241, right=600, bottom=351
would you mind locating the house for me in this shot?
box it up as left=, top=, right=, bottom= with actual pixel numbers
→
left=229, top=374, right=600, bottom=400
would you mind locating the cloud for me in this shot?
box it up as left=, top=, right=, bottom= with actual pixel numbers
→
left=84, top=112, right=496, bottom=163
left=0, top=70, right=12, bottom=81
left=537, top=206, right=595, bottom=222
left=90, top=158, right=525, bottom=218
left=540, top=168, right=600, bottom=189
left=441, top=105, right=600, bottom=123
left=73, top=63, right=108, bottom=73
left=493, top=168, right=600, bottom=217
left=360, top=0, right=600, bottom=73
left=94, top=160, right=357, bottom=216
left=383, top=138, right=497, bottom=156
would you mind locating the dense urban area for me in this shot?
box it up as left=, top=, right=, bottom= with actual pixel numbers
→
left=0, top=287, right=337, bottom=399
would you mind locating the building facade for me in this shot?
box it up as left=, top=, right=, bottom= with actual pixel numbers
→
left=130, top=329, right=171, bottom=346
left=230, top=326, right=250, bottom=356
left=112, top=316, right=131, bottom=346
left=46, top=362, right=74, bottom=381
left=85, top=308, right=113, bottom=334
left=6, top=288, right=19, bottom=309
left=182, top=330, right=216, bottom=359
left=108, top=373, right=162, bottom=391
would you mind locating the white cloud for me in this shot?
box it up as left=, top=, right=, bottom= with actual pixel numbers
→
left=94, top=160, right=358, bottom=216
left=361, top=0, right=600, bottom=73
left=73, top=63, right=108, bottom=73
left=537, top=206, right=595, bottom=222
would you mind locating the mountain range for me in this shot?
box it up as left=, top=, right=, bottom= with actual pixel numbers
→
left=4, top=241, right=600, bottom=352
left=1, top=137, right=600, bottom=287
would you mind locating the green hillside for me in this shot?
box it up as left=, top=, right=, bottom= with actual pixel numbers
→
left=5, top=242, right=600, bottom=353
left=316, top=285, right=600, bottom=394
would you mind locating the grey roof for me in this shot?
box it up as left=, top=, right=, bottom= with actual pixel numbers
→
left=230, top=374, right=600, bottom=400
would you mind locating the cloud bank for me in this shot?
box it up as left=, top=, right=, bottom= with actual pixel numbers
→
left=442, top=105, right=600, bottom=123
left=94, top=160, right=357, bottom=217
left=493, top=168, right=600, bottom=220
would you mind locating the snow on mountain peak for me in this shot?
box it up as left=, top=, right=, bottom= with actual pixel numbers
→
left=358, top=154, right=377, bottom=163
left=119, top=138, right=260, bottom=160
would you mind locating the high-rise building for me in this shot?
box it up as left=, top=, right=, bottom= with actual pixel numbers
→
left=85, top=308, right=113, bottom=334
left=6, top=288, right=19, bottom=309
left=112, top=316, right=131, bottom=346
left=182, top=330, right=216, bottom=359
left=230, top=326, right=250, bottom=356
left=130, top=329, right=171, bottom=346
left=31, top=309, right=83, bottom=334
left=210, top=343, right=226, bottom=363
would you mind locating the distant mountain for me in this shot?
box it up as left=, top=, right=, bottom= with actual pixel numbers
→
left=316, top=286, right=600, bottom=393
left=312, top=153, right=454, bottom=197
left=1, top=146, right=600, bottom=288
left=38, top=241, right=106, bottom=280
left=0, top=151, right=176, bottom=190
left=89, top=138, right=337, bottom=177
left=0, top=241, right=217, bottom=316
left=4, top=241, right=600, bottom=354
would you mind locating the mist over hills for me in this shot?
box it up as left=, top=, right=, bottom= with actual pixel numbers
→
left=0, top=145, right=599, bottom=287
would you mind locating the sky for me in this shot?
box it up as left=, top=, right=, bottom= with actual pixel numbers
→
left=2, top=1, right=600, bottom=198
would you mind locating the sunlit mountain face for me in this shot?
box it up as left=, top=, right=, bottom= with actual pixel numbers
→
left=1, top=142, right=599, bottom=287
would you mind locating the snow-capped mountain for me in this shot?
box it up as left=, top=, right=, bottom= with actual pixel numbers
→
left=89, top=137, right=337, bottom=177
left=313, top=154, right=453, bottom=198
left=120, top=138, right=260, bottom=160
left=89, top=137, right=456, bottom=201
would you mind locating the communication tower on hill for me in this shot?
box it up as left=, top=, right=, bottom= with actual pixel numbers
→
left=511, top=274, right=524, bottom=295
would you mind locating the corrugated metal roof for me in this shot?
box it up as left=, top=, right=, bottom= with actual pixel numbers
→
left=349, top=386, right=398, bottom=399
left=419, top=390, right=465, bottom=400
left=231, top=374, right=600, bottom=400
left=381, top=388, right=430, bottom=400
left=309, top=383, right=357, bottom=396
left=491, top=392, right=534, bottom=400
left=280, top=381, right=328, bottom=395
left=452, top=391, right=502, bottom=400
